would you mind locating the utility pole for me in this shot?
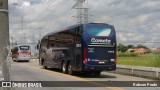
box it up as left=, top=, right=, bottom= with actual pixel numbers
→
left=0, top=0, right=10, bottom=89
left=72, top=0, right=89, bottom=24
left=10, top=36, right=14, bottom=47
left=13, top=1, right=26, bottom=44
left=32, top=35, right=35, bottom=44
left=39, top=30, right=41, bottom=41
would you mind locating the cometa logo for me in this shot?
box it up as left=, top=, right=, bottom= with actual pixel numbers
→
left=91, top=38, right=111, bottom=43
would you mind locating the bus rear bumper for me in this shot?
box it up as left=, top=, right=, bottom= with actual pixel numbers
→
left=17, top=57, right=31, bottom=61
left=83, top=64, right=116, bottom=71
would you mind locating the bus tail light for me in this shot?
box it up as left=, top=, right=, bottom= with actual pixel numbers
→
left=18, top=52, right=24, bottom=55
left=83, top=48, right=87, bottom=64
left=28, top=52, right=31, bottom=55
left=18, top=52, right=31, bottom=55
left=18, top=52, right=20, bottom=55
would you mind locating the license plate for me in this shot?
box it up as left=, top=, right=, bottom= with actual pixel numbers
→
left=99, top=61, right=105, bottom=64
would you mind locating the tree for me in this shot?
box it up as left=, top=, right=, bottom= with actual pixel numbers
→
left=127, top=44, right=135, bottom=49
left=118, top=43, right=128, bottom=53
left=137, top=44, right=149, bottom=49
left=137, top=44, right=151, bottom=54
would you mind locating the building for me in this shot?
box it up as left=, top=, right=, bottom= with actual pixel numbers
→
left=127, top=48, right=146, bottom=54
left=134, top=48, right=146, bottom=54
left=152, top=48, right=160, bottom=54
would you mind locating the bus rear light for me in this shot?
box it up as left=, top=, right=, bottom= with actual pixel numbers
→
left=18, top=52, right=31, bottom=55
left=111, top=59, right=115, bottom=62
left=18, top=52, right=24, bottom=55
left=83, top=48, right=87, bottom=64
left=28, top=52, right=31, bottom=55
left=83, top=59, right=87, bottom=64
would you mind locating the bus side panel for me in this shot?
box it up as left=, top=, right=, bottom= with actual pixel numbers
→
left=72, top=26, right=83, bottom=71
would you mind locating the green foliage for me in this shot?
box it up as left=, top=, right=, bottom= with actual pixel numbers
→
left=127, top=44, right=135, bottom=49
left=118, top=43, right=128, bottom=52
left=145, top=49, right=151, bottom=54
left=32, top=53, right=39, bottom=59
left=137, top=44, right=149, bottom=49
left=117, top=43, right=151, bottom=54
left=118, top=53, right=138, bottom=57
left=130, top=50, right=134, bottom=53
left=153, top=55, right=160, bottom=67
left=117, top=54, right=160, bottom=67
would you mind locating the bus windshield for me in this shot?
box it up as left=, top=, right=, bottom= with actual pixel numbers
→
left=20, top=46, right=30, bottom=51
left=86, top=24, right=113, bottom=36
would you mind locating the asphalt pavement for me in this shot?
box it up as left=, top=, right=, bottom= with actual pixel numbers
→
left=9, top=59, right=159, bottom=90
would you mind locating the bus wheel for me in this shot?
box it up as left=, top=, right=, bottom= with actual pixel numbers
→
left=93, top=71, right=101, bottom=76
left=68, top=63, right=74, bottom=75
left=43, top=61, right=47, bottom=69
left=62, top=62, right=67, bottom=74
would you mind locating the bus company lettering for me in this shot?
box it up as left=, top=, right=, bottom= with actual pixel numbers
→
left=91, top=38, right=111, bottom=43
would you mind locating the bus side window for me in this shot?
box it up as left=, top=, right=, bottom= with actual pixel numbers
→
left=62, top=50, right=68, bottom=57
left=77, top=27, right=82, bottom=35
left=50, top=43, right=54, bottom=47
left=36, top=44, right=40, bottom=50
left=41, top=47, right=46, bottom=53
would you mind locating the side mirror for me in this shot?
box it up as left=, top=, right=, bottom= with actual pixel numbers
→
left=36, top=44, right=40, bottom=50
left=11, top=49, right=13, bottom=53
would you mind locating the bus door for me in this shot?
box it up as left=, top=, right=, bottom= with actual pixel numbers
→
left=74, top=44, right=82, bottom=69
left=74, top=28, right=82, bottom=70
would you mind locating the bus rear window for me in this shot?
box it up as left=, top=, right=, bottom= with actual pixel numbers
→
left=20, top=46, right=30, bottom=50
left=86, top=24, right=113, bottom=36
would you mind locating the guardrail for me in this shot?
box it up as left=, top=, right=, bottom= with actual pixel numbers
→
left=110, top=65, right=160, bottom=79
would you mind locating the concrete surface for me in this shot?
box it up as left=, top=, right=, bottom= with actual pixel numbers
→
left=112, top=65, right=160, bottom=79
left=8, top=59, right=159, bottom=90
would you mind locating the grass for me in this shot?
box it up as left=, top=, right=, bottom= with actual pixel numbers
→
left=117, top=54, right=160, bottom=67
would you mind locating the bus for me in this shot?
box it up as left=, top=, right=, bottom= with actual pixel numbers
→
left=11, top=45, right=31, bottom=62
left=38, top=23, right=116, bottom=76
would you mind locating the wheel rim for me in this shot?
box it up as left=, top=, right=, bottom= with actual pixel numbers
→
left=43, top=62, right=45, bottom=68
left=62, top=63, right=66, bottom=72
left=43, top=61, right=47, bottom=69
left=68, top=64, right=72, bottom=74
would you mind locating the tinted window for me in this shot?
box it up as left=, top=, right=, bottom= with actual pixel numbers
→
left=86, top=24, right=113, bottom=36
left=20, top=46, right=30, bottom=50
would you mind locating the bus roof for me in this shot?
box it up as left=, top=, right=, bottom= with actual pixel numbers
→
left=13, top=44, right=30, bottom=48
left=41, top=23, right=113, bottom=41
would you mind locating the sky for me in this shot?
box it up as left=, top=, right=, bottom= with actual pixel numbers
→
left=8, top=0, right=160, bottom=49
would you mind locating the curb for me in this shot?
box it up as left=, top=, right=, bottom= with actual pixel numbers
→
left=110, top=65, right=160, bottom=80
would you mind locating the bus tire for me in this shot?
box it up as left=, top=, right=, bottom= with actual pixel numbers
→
left=39, top=58, right=41, bottom=65
left=62, top=62, right=67, bottom=74
left=43, top=61, right=47, bottom=69
left=93, top=71, right=101, bottom=76
left=68, top=62, right=74, bottom=75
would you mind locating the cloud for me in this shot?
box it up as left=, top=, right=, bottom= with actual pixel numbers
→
left=8, top=0, right=160, bottom=48
left=23, top=1, right=30, bottom=6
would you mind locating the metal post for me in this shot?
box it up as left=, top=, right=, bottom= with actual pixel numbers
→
left=0, top=0, right=10, bottom=90
left=73, top=0, right=88, bottom=24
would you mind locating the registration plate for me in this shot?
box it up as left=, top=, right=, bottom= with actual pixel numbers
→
left=99, top=61, right=105, bottom=64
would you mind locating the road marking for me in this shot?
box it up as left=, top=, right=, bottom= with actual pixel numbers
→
left=21, top=63, right=125, bottom=90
